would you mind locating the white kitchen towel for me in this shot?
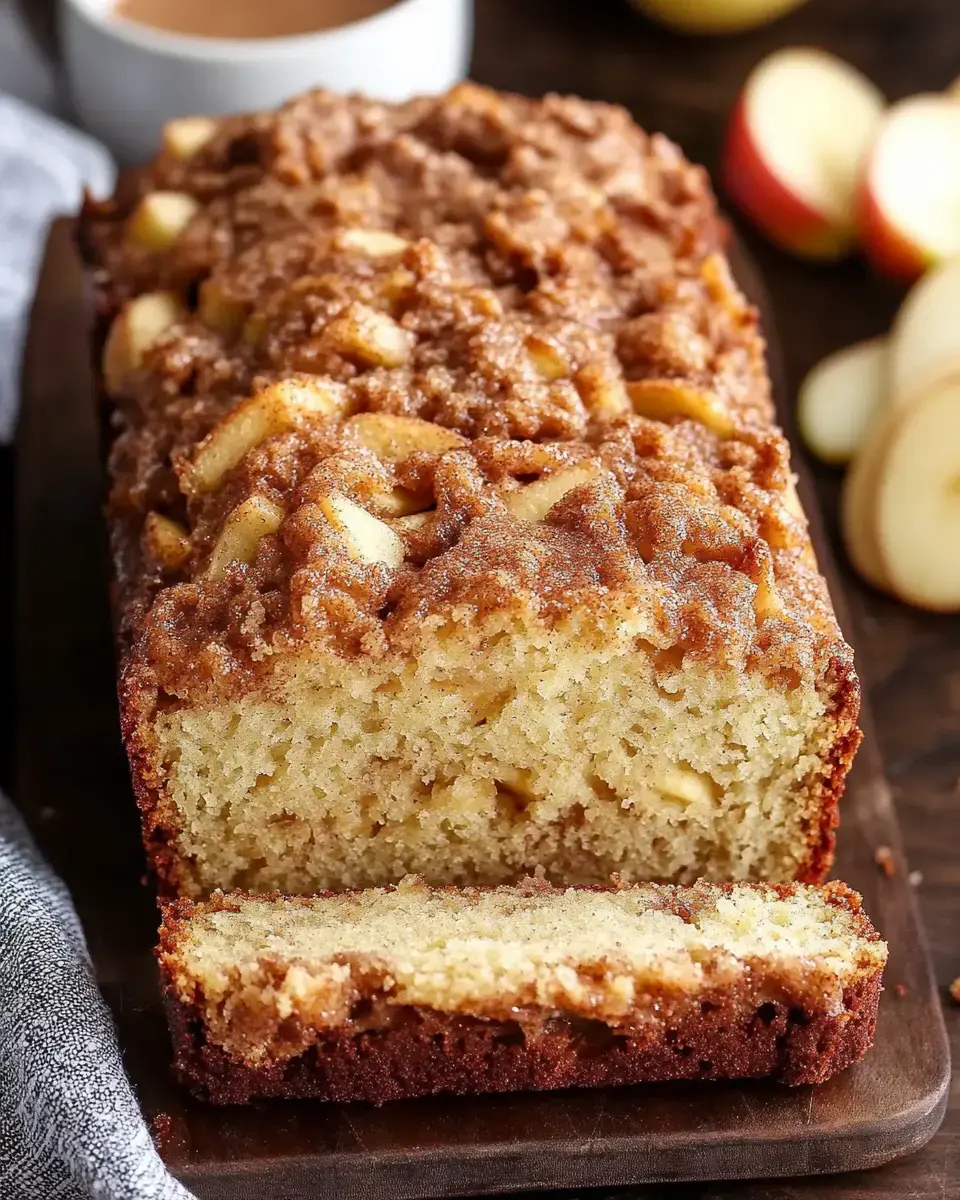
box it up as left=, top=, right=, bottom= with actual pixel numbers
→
left=0, top=93, right=114, bottom=441
left=0, top=794, right=195, bottom=1199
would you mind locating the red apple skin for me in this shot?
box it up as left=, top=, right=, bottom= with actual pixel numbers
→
left=858, top=175, right=931, bottom=285
left=722, top=97, right=854, bottom=260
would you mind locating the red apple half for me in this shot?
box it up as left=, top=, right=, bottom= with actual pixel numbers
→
left=723, top=48, right=884, bottom=260
left=860, top=95, right=960, bottom=283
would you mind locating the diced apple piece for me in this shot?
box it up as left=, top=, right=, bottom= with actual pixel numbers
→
left=722, top=48, right=884, bottom=260
left=142, top=512, right=191, bottom=570
left=242, top=312, right=269, bottom=348
left=659, top=765, right=716, bottom=808
left=699, top=253, right=750, bottom=320
left=335, top=228, right=409, bottom=257
left=323, top=304, right=414, bottom=368
left=798, top=337, right=888, bottom=465
left=753, top=563, right=784, bottom=623
left=504, top=462, right=601, bottom=522
left=841, top=414, right=897, bottom=593
left=184, top=378, right=348, bottom=495
left=198, top=280, right=248, bottom=335
left=860, top=95, right=960, bottom=283
left=206, top=496, right=283, bottom=580
left=370, top=487, right=431, bottom=518
left=525, top=334, right=569, bottom=381
left=126, top=191, right=201, bottom=251
left=764, top=474, right=816, bottom=566
left=460, top=287, right=503, bottom=319
left=626, top=379, right=735, bottom=436
left=102, top=291, right=186, bottom=395
left=319, top=493, right=404, bottom=568
left=346, top=412, right=466, bottom=461
left=575, top=363, right=631, bottom=419
left=889, top=257, right=960, bottom=407
left=874, top=378, right=960, bottom=610
left=382, top=268, right=417, bottom=304
left=632, top=0, right=808, bottom=34
left=162, top=116, right=218, bottom=159
left=388, top=511, right=434, bottom=534
left=782, top=475, right=806, bottom=524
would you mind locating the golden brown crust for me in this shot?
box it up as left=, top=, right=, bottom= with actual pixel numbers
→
left=164, top=976, right=883, bottom=1103
left=158, top=880, right=884, bottom=1103
left=79, top=84, right=840, bottom=678
left=78, top=84, right=861, bottom=893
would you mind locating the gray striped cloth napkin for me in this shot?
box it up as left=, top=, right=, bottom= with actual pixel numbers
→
left=0, top=85, right=196, bottom=1199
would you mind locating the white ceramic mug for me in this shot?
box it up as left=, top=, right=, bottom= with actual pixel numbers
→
left=62, top=0, right=474, bottom=164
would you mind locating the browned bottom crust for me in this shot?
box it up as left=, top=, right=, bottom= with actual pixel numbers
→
left=164, top=974, right=882, bottom=1106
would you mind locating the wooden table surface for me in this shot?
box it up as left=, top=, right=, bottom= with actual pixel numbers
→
left=470, top=1, right=960, bottom=1196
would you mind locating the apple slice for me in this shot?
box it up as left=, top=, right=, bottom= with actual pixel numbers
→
left=626, top=379, right=735, bottom=436
left=346, top=413, right=466, bottom=461
left=840, top=415, right=894, bottom=593
left=183, top=378, right=348, bottom=496
left=888, top=257, right=960, bottom=407
left=874, top=378, right=960, bottom=610
left=723, top=48, right=884, bottom=260
left=143, top=512, right=191, bottom=571
left=206, top=496, right=284, bottom=580
left=860, top=95, right=960, bottom=283
left=797, top=337, right=888, bottom=465
left=319, top=493, right=405, bottom=568
left=503, top=462, right=601, bottom=523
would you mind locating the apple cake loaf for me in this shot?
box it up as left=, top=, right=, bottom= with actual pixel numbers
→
left=79, top=84, right=861, bottom=899
left=159, top=877, right=886, bottom=1103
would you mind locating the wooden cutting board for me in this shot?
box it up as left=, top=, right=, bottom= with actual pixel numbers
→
left=15, top=219, right=950, bottom=1199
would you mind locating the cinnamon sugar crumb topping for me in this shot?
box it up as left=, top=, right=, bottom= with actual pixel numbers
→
left=80, top=84, right=851, bottom=706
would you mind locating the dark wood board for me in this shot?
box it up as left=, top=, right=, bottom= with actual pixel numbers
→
left=7, top=3, right=960, bottom=1198
left=14, top=214, right=950, bottom=1196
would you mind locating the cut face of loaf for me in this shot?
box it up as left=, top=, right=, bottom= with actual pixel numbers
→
left=121, top=395, right=859, bottom=897
left=131, top=597, right=853, bottom=896
left=158, top=878, right=887, bottom=1104
left=80, top=84, right=861, bottom=897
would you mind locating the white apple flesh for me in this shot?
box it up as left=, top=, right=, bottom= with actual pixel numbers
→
left=723, top=48, right=884, bottom=260
left=841, top=416, right=894, bottom=593
left=875, top=378, right=960, bottom=610
left=126, top=191, right=201, bottom=251
left=860, top=95, right=960, bottom=283
left=889, top=257, right=960, bottom=407
left=798, top=337, right=888, bottom=465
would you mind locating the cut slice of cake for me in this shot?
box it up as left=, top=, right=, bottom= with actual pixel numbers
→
left=158, top=877, right=887, bottom=1104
